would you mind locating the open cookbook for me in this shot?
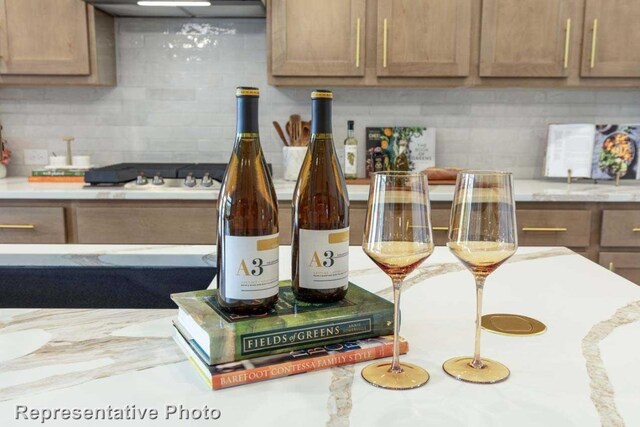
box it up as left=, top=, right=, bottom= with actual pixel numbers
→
left=544, top=124, right=640, bottom=180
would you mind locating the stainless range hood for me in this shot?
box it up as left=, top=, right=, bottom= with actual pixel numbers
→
left=83, top=0, right=265, bottom=18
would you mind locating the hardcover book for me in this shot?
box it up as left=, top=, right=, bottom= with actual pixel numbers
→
left=171, top=281, right=394, bottom=365
left=365, top=127, right=436, bottom=177
left=544, top=124, right=640, bottom=180
left=173, top=323, right=408, bottom=390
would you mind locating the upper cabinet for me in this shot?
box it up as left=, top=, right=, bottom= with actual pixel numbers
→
left=267, top=0, right=640, bottom=87
left=270, top=0, right=366, bottom=76
left=581, top=0, right=640, bottom=78
left=0, top=0, right=90, bottom=75
left=376, top=0, right=471, bottom=77
left=479, top=0, right=571, bottom=77
left=0, top=0, right=115, bottom=86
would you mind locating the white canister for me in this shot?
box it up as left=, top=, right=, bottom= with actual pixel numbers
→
left=49, top=156, right=67, bottom=168
left=282, top=146, right=307, bottom=181
left=72, top=156, right=91, bottom=169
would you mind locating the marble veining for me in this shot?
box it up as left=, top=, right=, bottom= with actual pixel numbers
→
left=0, top=310, right=180, bottom=402
left=583, top=300, right=640, bottom=427
left=326, top=365, right=355, bottom=427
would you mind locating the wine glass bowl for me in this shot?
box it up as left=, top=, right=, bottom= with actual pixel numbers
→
left=443, top=170, right=517, bottom=384
left=361, top=171, right=434, bottom=390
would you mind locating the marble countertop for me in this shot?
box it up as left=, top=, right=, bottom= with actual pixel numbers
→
left=1, top=245, right=639, bottom=426
left=1, top=177, right=640, bottom=202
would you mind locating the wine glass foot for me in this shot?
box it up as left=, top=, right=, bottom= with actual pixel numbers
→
left=361, top=361, right=430, bottom=390
left=442, top=356, right=510, bottom=384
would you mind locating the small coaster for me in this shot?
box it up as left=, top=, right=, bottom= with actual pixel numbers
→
left=481, top=313, right=547, bottom=336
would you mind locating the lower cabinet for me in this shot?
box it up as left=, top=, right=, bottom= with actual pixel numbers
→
left=0, top=207, right=66, bottom=243
left=599, top=252, right=640, bottom=285
left=76, top=206, right=216, bottom=244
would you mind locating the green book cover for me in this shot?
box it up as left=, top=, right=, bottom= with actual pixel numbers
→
left=171, top=281, right=394, bottom=365
left=31, top=169, right=86, bottom=177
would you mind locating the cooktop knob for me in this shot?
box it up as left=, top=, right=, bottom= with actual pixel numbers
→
left=135, top=173, right=148, bottom=186
left=183, top=173, right=197, bottom=188
left=152, top=173, right=164, bottom=186
left=200, top=172, right=214, bottom=187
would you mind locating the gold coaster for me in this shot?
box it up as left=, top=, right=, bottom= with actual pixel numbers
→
left=481, top=313, right=547, bottom=336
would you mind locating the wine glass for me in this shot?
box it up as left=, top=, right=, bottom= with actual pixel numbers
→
left=443, top=170, right=517, bottom=384
left=361, top=171, right=434, bottom=390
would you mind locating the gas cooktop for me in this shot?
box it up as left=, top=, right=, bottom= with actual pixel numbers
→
left=84, top=162, right=238, bottom=187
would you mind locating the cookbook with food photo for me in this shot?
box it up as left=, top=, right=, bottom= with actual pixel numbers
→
left=591, top=125, right=640, bottom=180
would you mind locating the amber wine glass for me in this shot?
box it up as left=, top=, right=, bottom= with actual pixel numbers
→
left=443, top=171, right=517, bottom=384
left=361, top=171, right=434, bottom=390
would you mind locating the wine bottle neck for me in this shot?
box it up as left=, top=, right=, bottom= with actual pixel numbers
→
left=311, top=98, right=332, bottom=135
left=236, top=96, right=259, bottom=136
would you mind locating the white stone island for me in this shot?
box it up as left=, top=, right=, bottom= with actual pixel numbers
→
left=0, top=245, right=639, bottom=426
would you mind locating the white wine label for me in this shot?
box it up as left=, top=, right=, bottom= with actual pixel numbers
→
left=224, top=233, right=279, bottom=300
left=344, top=145, right=357, bottom=175
left=299, top=227, right=349, bottom=290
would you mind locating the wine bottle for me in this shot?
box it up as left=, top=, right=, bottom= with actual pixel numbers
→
left=343, top=120, right=358, bottom=179
left=216, top=87, right=279, bottom=314
left=292, top=90, right=350, bottom=303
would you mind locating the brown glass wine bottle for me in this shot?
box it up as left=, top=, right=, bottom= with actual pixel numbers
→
left=216, top=87, right=279, bottom=314
left=292, top=90, right=350, bottom=303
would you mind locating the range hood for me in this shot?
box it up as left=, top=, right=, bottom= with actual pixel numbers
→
left=84, top=0, right=265, bottom=18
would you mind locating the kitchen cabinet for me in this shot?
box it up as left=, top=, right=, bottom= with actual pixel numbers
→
left=0, top=1, right=115, bottom=86
left=580, top=0, right=640, bottom=77
left=376, top=0, right=471, bottom=77
left=268, top=0, right=640, bottom=87
left=270, top=0, right=366, bottom=77
left=600, top=210, right=640, bottom=247
left=0, top=207, right=66, bottom=243
left=479, top=0, right=572, bottom=77
left=599, top=252, right=640, bottom=284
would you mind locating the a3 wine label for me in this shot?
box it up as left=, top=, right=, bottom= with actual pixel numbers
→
left=223, top=233, right=280, bottom=300
left=298, top=227, right=349, bottom=290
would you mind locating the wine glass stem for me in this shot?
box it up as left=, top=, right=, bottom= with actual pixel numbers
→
left=471, top=276, right=486, bottom=369
left=390, top=279, right=403, bottom=373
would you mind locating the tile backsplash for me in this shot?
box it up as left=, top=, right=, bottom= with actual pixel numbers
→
left=1, top=18, right=639, bottom=178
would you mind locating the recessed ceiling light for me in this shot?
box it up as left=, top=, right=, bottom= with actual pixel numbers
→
left=137, top=1, right=212, bottom=6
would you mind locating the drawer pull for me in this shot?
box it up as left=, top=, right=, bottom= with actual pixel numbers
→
left=0, top=224, right=36, bottom=230
left=608, top=262, right=615, bottom=272
left=433, top=226, right=449, bottom=231
left=633, top=228, right=640, bottom=232
left=522, top=227, right=567, bottom=232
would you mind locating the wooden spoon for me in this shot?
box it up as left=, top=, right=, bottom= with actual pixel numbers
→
left=272, top=121, right=288, bottom=146
left=290, top=114, right=302, bottom=146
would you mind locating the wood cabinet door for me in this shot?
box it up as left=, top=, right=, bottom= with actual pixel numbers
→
left=581, top=0, right=640, bottom=77
left=271, top=0, right=366, bottom=77
left=376, top=0, right=471, bottom=77
left=0, top=0, right=90, bottom=75
left=599, top=252, right=640, bottom=285
left=479, top=0, right=571, bottom=77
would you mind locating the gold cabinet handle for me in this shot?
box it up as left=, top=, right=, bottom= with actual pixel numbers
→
left=563, top=18, right=571, bottom=69
left=433, top=226, right=449, bottom=231
left=522, top=227, right=568, bottom=232
left=355, top=18, right=361, bottom=68
left=608, top=262, right=615, bottom=272
left=383, top=18, right=388, bottom=68
left=0, top=224, right=36, bottom=230
left=633, top=228, right=640, bottom=232
left=590, top=18, right=598, bottom=68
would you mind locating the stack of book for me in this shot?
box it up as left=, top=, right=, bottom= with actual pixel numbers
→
left=171, top=280, right=407, bottom=390
left=29, top=169, right=86, bottom=183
